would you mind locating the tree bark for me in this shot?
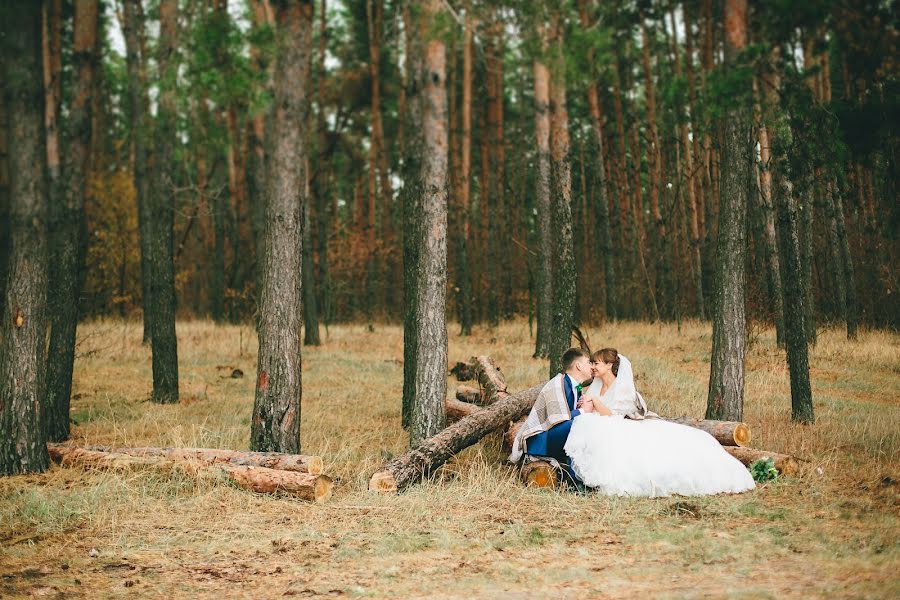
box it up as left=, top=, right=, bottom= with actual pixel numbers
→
left=47, top=446, right=332, bottom=501
left=831, top=180, right=858, bottom=339
left=46, top=0, right=99, bottom=442
left=251, top=0, right=313, bottom=453
left=664, top=418, right=751, bottom=447
left=50, top=444, right=324, bottom=474
left=0, top=79, right=7, bottom=319
left=455, top=3, right=473, bottom=336
left=533, top=32, right=552, bottom=358
left=409, top=0, right=449, bottom=445
left=445, top=397, right=480, bottom=422
left=401, top=0, right=421, bottom=430
left=755, top=80, right=786, bottom=347
left=706, top=0, right=750, bottom=422
left=547, top=16, right=576, bottom=376
left=121, top=0, right=153, bottom=344
left=369, top=382, right=544, bottom=493
left=146, top=0, right=180, bottom=403
left=0, top=1, right=51, bottom=475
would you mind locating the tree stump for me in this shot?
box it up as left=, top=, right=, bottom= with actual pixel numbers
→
left=521, top=460, right=557, bottom=488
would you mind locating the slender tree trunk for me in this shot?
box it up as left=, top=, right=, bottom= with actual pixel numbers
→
left=302, top=157, right=320, bottom=345
left=121, top=0, right=153, bottom=344
left=46, top=0, right=99, bottom=442
left=533, top=36, right=552, bottom=358
left=799, top=185, right=817, bottom=345
left=755, top=79, right=785, bottom=347
left=832, top=179, right=858, bottom=339
left=409, top=0, right=448, bottom=445
left=547, top=16, right=576, bottom=376
left=456, top=4, right=473, bottom=336
left=42, top=0, right=62, bottom=200
left=146, top=0, right=180, bottom=403
left=251, top=0, right=312, bottom=453
left=0, top=77, right=8, bottom=319
left=577, top=0, right=616, bottom=321
left=0, top=1, right=50, bottom=474
left=313, top=0, right=330, bottom=330
left=401, top=0, right=420, bottom=429
left=774, top=170, right=814, bottom=423
left=706, top=0, right=750, bottom=422
left=672, top=7, right=705, bottom=320
left=640, top=15, right=670, bottom=319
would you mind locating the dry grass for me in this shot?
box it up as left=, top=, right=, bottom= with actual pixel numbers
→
left=1, top=319, right=898, bottom=599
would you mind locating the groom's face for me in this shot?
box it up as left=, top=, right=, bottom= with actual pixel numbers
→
left=572, top=356, right=592, bottom=383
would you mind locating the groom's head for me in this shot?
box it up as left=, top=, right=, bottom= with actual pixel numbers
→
left=561, top=348, right=592, bottom=383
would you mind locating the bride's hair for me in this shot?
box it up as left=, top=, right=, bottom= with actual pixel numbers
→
left=592, top=348, right=620, bottom=376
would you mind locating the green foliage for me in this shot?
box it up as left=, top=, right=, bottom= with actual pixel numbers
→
left=750, top=458, right=779, bottom=483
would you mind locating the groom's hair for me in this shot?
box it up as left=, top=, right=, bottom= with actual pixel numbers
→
left=561, top=348, right=588, bottom=371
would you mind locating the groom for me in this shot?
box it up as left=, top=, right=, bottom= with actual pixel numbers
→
left=509, top=348, right=596, bottom=485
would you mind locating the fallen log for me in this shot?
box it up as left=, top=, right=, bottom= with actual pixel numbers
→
left=369, top=382, right=544, bottom=493
left=503, top=417, right=751, bottom=449
left=469, top=356, right=509, bottom=405
left=48, top=446, right=333, bottom=501
left=521, top=460, right=557, bottom=488
left=450, top=361, right=476, bottom=381
left=723, top=447, right=799, bottom=476
left=445, top=397, right=481, bottom=422
left=504, top=415, right=527, bottom=451
left=51, top=444, right=324, bottom=474
left=455, top=385, right=483, bottom=404
left=662, top=418, right=751, bottom=447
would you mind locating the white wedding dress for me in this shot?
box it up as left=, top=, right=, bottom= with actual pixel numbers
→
left=564, top=355, right=755, bottom=497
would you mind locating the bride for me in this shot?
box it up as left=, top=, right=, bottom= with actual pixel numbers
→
left=564, top=348, right=756, bottom=497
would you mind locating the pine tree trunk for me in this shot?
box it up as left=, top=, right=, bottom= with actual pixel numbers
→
left=774, top=173, right=814, bottom=423
left=533, top=43, right=552, bottom=358
left=302, top=158, right=320, bottom=345
left=832, top=179, right=858, bottom=339
left=706, top=0, right=750, bottom=422
left=755, top=82, right=785, bottom=347
left=576, top=0, right=616, bottom=321
left=799, top=185, right=817, bottom=345
left=147, top=0, right=180, bottom=404
left=0, top=82, right=8, bottom=319
left=251, top=0, right=312, bottom=453
left=121, top=0, right=153, bottom=344
left=0, top=1, right=51, bottom=475
left=46, top=0, right=99, bottom=442
left=547, top=17, right=576, bottom=376
left=401, top=0, right=421, bottom=430
left=456, top=4, right=473, bottom=336
left=409, top=0, right=449, bottom=445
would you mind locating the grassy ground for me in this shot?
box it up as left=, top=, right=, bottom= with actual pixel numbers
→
left=1, top=319, right=898, bottom=599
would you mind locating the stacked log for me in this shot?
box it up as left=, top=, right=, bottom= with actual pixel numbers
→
left=723, top=447, right=799, bottom=476
left=47, top=445, right=332, bottom=501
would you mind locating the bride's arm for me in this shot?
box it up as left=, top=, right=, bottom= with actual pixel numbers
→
left=580, top=394, right=613, bottom=416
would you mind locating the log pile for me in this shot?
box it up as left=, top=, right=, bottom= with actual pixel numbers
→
left=47, top=444, right=333, bottom=501
left=370, top=355, right=800, bottom=493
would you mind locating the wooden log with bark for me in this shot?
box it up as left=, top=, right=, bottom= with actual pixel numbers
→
left=662, top=418, right=751, bottom=447
left=445, top=397, right=481, bottom=422
left=503, top=417, right=752, bottom=449
left=723, top=447, right=799, bottom=476
left=369, top=382, right=543, bottom=493
left=455, top=385, right=482, bottom=404
left=47, top=446, right=332, bottom=501
left=50, top=444, right=324, bottom=474
left=468, top=355, right=508, bottom=404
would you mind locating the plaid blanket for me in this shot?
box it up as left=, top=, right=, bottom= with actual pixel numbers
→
left=508, top=373, right=571, bottom=463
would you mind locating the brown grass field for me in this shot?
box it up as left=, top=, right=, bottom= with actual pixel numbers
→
left=1, top=319, right=898, bottom=599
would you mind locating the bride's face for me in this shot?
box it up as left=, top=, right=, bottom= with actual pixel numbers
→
left=591, top=359, right=612, bottom=378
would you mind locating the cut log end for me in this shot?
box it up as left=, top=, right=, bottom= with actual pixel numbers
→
left=368, top=469, right=398, bottom=493
left=733, top=423, right=752, bottom=447
left=521, top=461, right=557, bottom=488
